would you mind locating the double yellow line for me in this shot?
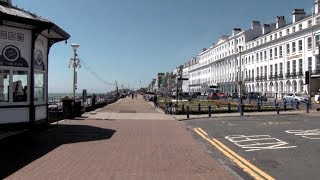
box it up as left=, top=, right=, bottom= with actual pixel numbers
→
left=194, top=127, right=275, bottom=180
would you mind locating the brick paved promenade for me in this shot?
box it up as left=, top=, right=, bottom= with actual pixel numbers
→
left=1, top=96, right=235, bottom=180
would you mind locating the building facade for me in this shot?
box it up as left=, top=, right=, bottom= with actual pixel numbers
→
left=167, top=0, right=320, bottom=97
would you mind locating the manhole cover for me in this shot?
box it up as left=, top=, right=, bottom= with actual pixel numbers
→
left=119, top=110, right=136, bottom=113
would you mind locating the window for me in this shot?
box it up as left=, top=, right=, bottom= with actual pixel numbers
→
left=260, top=67, right=263, bottom=76
left=307, top=37, right=312, bottom=49
left=308, top=57, right=312, bottom=70
left=270, top=65, right=273, bottom=76
left=252, top=69, right=254, bottom=78
left=286, top=44, right=290, bottom=54
left=280, top=63, right=283, bottom=76
left=34, top=73, right=44, bottom=101
left=12, top=71, right=28, bottom=102
left=264, top=66, right=267, bottom=77
left=292, top=42, right=296, bottom=52
left=308, top=20, right=312, bottom=27
left=317, top=17, right=320, bottom=24
left=298, top=40, right=302, bottom=51
left=274, top=47, right=278, bottom=57
left=316, top=35, right=320, bottom=46
left=286, top=29, right=290, bottom=35
left=299, top=59, right=303, bottom=73
left=257, top=67, right=259, bottom=77
left=260, top=52, right=263, bottom=62
left=293, top=60, right=296, bottom=73
left=256, top=53, right=259, bottom=62
left=270, top=35, right=273, bottom=41
left=264, top=51, right=267, bottom=60
left=292, top=26, right=296, bottom=33
left=275, top=64, right=278, bottom=75
left=287, top=61, right=291, bottom=74
left=270, top=49, right=273, bottom=59
left=279, top=31, right=282, bottom=37
left=279, top=46, right=283, bottom=56
left=0, top=70, right=10, bottom=103
left=275, top=33, right=277, bottom=39
left=299, top=24, right=302, bottom=30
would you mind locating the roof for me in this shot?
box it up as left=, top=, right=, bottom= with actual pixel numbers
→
left=0, top=4, right=70, bottom=42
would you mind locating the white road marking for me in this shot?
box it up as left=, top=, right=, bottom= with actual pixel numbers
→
left=225, top=135, right=297, bottom=152
left=285, top=129, right=320, bottom=139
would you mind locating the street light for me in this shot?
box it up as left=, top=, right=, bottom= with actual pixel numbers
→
left=70, top=43, right=80, bottom=99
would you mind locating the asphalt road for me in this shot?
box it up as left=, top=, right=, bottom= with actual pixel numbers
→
left=183, top=114, right=320, bottom=180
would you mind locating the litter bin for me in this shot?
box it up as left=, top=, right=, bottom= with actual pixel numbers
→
left=62, top=97, right=75, bottom=119
left=74, top=101, right=82, bottom=117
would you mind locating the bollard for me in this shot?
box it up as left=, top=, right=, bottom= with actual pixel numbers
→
left=306, top=101, right=310, bottom=113
left=257, top=102, right=261, bottom=112
left=284, top=101, right=287, bottom=111
left=198, top=103, right=201, bottom=114
left=296, top=101, right=299, bottom=110
left=187, top=106, right=190, bottom=118
left=228, top=103, right=231, bottom=112
left=209, top=105, right=212, bottom=117
left=240, top=104, right=244, bottom=116
left=291, top=100, right=294, bottom=109
left=276, top=103, right=279, bottom=114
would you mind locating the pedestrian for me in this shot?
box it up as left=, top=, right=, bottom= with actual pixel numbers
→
left=132, top=93, right=134, bottom=99
left=154, top=94, right=158, bottom=107
left=317, top=95, right=320, bottom=111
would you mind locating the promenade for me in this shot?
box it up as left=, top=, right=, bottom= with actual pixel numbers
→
left=1, top=95, right=235, bottom=180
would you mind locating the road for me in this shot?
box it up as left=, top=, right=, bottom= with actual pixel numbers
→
left=184, top=113, right=320, bottom=180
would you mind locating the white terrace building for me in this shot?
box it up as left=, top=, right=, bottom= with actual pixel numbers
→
left=185, top=0, right=320, bottom=98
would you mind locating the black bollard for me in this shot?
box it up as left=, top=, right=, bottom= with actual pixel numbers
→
left=306, top=101, right=310, bottom=113
left=198, top=103, right=201, bottom=114
left=228, top=103, right=231, bottom=112
left=209, top=105, right=212, bottom=117
left=284, top=101, right=287, bottom=111
left=187, top=106, right=190, bottom=118
left=296, top=101, right=299, bottom=110
left=276, top=103, right=279, bottom=114
left=240, top=104, right=244, bottom=116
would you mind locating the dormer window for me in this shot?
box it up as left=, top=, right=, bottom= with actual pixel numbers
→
left=292, top=26, right=296, bottom=33
left=299, top=24, right=302, bottom=31
left=274, top=33, right=277, bottom=39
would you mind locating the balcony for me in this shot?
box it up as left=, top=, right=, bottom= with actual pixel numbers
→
left=269, top=75, right=275, bottom=79
left=262, top=75, right=267, bottom=80
left=278, top=74, right=283, bottom=79
left=297, top=71, right=303, bottom=76
left=255, top=76, right=260, bottom=81
left=285, top=73, right=291, bottom=78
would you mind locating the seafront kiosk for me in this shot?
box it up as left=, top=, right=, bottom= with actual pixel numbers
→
left=0, top=0, right=70, bottom=128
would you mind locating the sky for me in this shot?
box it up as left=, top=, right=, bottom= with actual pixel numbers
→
left=14, top=0, right=312, bottom=93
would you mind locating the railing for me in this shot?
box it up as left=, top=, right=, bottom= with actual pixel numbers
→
left=312, top=70, right=320, bottom=75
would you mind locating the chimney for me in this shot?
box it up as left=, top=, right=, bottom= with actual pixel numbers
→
left=262, top=24, right=271, bottom=34
left=315, top=0, right=320, bottom=14
left=292, top=9, right=306, bottom=23
left=251, top=21, right=261, bottom=29
left=270, top=23, right=276, bottom=31
left=232, top=28, right=242, bottom=36
left=276, top=16, right=286, bottom=29
left=0, top=0, right=12, bottom=6
left=202, top=48, right=207, bottom=52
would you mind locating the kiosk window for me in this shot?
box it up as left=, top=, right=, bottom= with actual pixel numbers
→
left=34, top=73, right=44, bottom=101
left=13, top=70, right=28, bottom=102
left=0, top=70, right=10, bottom=103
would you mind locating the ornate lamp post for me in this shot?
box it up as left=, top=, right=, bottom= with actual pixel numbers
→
left=70, top=43, right=80, bottom=99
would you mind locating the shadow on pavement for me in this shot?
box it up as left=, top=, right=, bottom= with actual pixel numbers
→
left=0, top=124, right=116, bottom=179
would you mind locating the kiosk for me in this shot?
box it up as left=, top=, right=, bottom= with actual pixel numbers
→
left=0, top=0, right=70, bottom=128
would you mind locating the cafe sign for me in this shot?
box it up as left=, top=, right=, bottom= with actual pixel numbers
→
left=287, top=54, right=302, bottom=60
left=0, top=45, right=28, bottom=67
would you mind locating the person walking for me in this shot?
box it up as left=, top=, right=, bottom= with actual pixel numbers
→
left=154, top=94, right=158, bottom=107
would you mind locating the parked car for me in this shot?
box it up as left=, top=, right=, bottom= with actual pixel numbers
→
left=283, top=93, right=308, bottom=103
left=207, top=92, right=219, bottom=100
left=246, top=92, right=268, bottom=101
left=217, top=92, right=227, bottom=99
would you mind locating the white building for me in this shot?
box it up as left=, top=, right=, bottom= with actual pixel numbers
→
left=181, top=0, right=320, bottom=98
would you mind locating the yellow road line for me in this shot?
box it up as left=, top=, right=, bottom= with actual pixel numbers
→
left=194, top=128, right=275, bottom=180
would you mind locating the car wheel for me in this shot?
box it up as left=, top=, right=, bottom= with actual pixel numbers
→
left=283, top=98, right=286, bottom=101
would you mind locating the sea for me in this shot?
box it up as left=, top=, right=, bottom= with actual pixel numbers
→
left=48, top=93, right=94, bottom=98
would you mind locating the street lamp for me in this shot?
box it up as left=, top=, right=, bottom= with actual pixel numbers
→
left=70, top=43, right=80, bottom=99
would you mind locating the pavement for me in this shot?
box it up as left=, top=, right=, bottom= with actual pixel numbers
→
left=1, top=95, right=235, bottom=180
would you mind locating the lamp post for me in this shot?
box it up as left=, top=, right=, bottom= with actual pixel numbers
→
left=238, top=46, right=243, bottom=105
left=70, top=43, right=80, bottom=99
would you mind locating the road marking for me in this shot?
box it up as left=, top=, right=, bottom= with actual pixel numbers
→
left=225, top=135, right=297, bottom=152
left=194, top=128, right=274, bottom=180
left=285, top=129, right=320, bottom=139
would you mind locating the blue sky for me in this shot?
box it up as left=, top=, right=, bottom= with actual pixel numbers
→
left=15, top=0, right=312, bottom=93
